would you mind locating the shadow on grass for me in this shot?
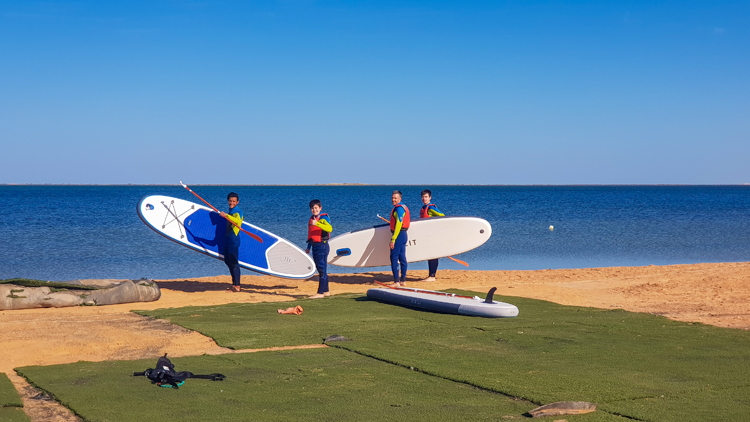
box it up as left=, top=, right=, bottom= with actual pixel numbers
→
left=240, top=289, right=308, bottom=299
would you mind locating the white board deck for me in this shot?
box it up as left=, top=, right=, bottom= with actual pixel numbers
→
left=327, top=216, right=491, bottom=267
left=367, top=287, right=519, bottom=318
left=138, top=195, right=315, bottom=279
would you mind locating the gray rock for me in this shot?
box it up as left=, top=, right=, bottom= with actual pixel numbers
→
left=528, top=401, right=597, bottom=418
left=0, top=279, right=161, bottom=310
left=324, top=335, right=352, bottom=342
left=86, top=279, right=160, bottom=305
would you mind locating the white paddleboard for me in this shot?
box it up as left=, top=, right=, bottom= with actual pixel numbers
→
left=327, top=216, right=491, bottom=267
left=367, top=286, right=518, bottom=318
left=138, top=195, right=315, bottom=279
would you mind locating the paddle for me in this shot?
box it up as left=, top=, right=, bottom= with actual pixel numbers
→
left=374, top=280, right=475, bottom=299
left=376, top=214, right=469, bottom=267
left=180, top=182, right=263, bottom=243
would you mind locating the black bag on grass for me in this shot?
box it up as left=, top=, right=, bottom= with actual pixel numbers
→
left=133, top=354, right=226, bottom=389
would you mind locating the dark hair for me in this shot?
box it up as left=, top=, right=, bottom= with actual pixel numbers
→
left=309, top=199, right=322, bottom=209
left=421, top=189, right=432, bottom=197
left=227, top=192, right=239, bottom=201
left=392, top=190, right=402, bottom=197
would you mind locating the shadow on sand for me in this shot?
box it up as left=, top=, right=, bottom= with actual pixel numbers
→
left=155, top=279, right=296, bottom=293
left=328, top=272, right=424, bottom=285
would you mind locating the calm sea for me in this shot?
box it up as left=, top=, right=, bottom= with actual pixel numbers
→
left=1, top=185, right=748, bottom=281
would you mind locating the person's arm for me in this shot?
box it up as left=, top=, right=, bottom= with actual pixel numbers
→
left=390, top=208, right=405, bottom=242
left=224, top=212, right=243, bottom=225
left=315, top=215, right=333, bottom=233
left=427, top=205, right=444, bottom=217
left=306, top=218, right=313, bottom=253
left=225, top=212, right=243, bottom=235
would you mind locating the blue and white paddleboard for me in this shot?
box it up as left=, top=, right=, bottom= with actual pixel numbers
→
left=137, top=195, right=315, bottom=279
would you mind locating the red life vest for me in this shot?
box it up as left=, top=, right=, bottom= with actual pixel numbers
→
left=420, top=203, right=436, bottom=219
left=307, top=213, right=330, bottom=243
left=389, top=204, right=410, bottom=232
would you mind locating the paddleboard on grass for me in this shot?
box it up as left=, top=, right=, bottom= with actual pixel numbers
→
left=367, top=285, right=518, bottom=318
left=327, top=216, right=491, bottom=267
left=137, top=195, right=315, bottom=279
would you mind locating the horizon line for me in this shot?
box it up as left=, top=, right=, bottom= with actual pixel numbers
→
left=2, top=183, right=750, bottom=187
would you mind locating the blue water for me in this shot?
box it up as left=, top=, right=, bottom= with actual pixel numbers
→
left=1, top=185, right=749, bottom=281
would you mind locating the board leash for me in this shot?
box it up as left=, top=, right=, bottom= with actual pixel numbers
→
left=375, top=215, right=469, bottom=267
left=180, top=182, right=263, bottom=243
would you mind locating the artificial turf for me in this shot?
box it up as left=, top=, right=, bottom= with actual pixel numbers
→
left=133, top=291, right=750, bottom=421
left=0, top=407, right=30, bottom=422
left=0, top=373, right=28, bottom=422
left=0, top=372, right=23, bottom=407
left=0, top=278, right=98, bottom=291
left=17, top=292, right=750, bottom=421
left=15, top=347, right=621, bottom=421
left=598, top=385, right=750, bottom=422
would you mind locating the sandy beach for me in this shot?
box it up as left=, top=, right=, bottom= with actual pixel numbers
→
left=2, top=262, right=750, bottom=421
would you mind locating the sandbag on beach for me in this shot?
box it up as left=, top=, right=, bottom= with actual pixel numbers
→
left=0, top=278, right=161, bottom=310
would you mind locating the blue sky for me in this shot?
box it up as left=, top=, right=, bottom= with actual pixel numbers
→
left=1, top=1, right=748, bottom=184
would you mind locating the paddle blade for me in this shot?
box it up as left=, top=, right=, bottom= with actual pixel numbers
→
left=242, top=227, right=264, bottom=243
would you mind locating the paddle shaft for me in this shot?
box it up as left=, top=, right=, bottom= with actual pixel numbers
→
left=180, top=182, right=263, bottom=243
left=376, top=215, right=468, bottom=267
left=374, top=281, right=474, bottom=299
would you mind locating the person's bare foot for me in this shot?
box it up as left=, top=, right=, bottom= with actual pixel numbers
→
left=391, top=282, right=402, bottom=287
left=422, top=277, right=436, bottom=282
left=309, top=293, right=325, bottom=299
left=227, top=285, right=241, bottom=292
left=323, top=292, right=331, bottom=297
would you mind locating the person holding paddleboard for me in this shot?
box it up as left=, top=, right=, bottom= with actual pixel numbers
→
left=219, top=192, right=243, bottom=292
left=389, top=190, right=410, bottom=287
left=419, top=189, right=445, bottom=282
left=305, top=199, right=333, bottom=299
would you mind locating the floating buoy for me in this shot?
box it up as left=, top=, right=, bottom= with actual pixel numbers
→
left=549, top=225, right=554, bottom=231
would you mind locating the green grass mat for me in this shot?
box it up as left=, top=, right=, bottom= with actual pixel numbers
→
left=137, top=291, right=750, bottom=421
left=599, top=385, right=750, bottom=421
left=0, top=373, right=28, bottom=422
left=0, top=407, right=30, bottom=422
left=16, top=348, right=621, bottom=422
left=0, top=372, right=23, bottom=407
left=0, top=278, right=98, bottom=291
left=137, top=293, right=386, bottom=349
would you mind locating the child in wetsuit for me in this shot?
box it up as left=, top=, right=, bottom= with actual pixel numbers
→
left=220, top=192, right=243, bottom=292
left=389, top=190, right=410, bottom=287
left=306, top=199, right=333, bottom=298
left=419, top=189, right=445, bottom=281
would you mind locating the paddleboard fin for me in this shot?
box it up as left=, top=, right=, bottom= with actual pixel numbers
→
left=484, top=287, right=497, bottom=303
